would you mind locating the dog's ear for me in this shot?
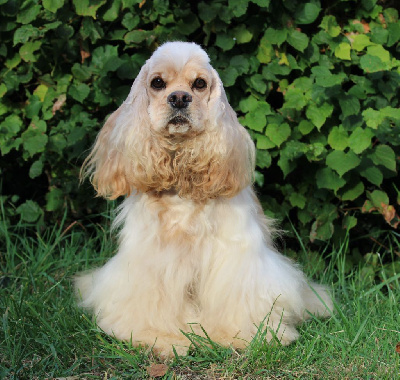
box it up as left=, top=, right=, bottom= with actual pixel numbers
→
left=81, top=63, right=153, bottom=199
left=198, top=67, right=256, bottom=198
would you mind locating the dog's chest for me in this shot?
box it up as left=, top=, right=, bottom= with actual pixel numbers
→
left=147, top=195, right=215, bottom=246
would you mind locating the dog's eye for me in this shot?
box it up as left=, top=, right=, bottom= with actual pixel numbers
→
left=193, top=78, right=207, bottom=90
left=151, top=77, right=166, bottom=90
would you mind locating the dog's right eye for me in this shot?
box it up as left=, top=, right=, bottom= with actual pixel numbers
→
left=151, top=77, right=166, bottom=90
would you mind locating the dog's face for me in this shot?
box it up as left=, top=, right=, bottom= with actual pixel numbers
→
left=83, top=42, right=255, bottom=201
left=145, top=44, right=214, bottom=137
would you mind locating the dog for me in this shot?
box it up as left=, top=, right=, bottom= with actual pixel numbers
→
left=75, top=41, right=332, bottom=357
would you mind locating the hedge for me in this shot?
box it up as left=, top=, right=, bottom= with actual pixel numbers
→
left=1, top=0, right=399, bottom=266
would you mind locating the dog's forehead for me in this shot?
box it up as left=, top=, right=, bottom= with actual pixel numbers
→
left=148, top=42, right=210, bottom=73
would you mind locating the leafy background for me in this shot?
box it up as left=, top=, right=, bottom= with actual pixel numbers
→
left=1, top=0, right=399, bottom=272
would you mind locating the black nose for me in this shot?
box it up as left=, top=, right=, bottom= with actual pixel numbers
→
left=167, top=91, right=192, bottom=109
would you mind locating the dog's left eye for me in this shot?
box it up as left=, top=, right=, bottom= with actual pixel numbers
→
left=151, top=77, right=166, bottom=90
left=193, top=78, right=207, bottom=90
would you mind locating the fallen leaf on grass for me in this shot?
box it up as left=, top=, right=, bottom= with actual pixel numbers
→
left=396, top=342, right=400, bottom=354
left=147, top=363, right=168, bottom=378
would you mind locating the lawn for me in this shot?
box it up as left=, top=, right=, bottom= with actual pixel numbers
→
left=1, top=214, right=399, bottom=379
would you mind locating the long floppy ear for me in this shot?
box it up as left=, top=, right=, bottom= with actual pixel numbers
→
left=207, top=67, right=256, bottom=194
left=174, top=67, right=256, bottom=201
left=81, top=63, right=154, bottom=199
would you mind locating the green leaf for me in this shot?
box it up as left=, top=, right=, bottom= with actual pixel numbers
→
left=352, top=34, right=373, bottom=51
left=252, top=0, right=270, bottom=6
left=5, top=55, right=21, bottom=69
left=122, top=13, right=140, bottom=30
left=381, top=107, right=400, bottom=120
left=339, top=95, right=360, bottom=118
left=42, top=0, right=64, bottom=13
left=234, top=26, right=253, bottom=44
left=230, top=55, right=250, bottom=75
left=348, top=127, right=373, bottom=154
left=341, top=181, right=365, bottom=201
left=71, top=63, right=92, bottom=81
left=215, top=34, right=235, bottom=51
left=360, top=166, right=383, bottom=186
left=342, top=215, right=357, bottom=229
left=298, top=120, right=314, bottom=135
left=367, top=190, right=389, bottom=209
left=312, top=66, right=346, bottom=87
left=256, top=150, right=272, bottom=169
left=91, top=45, right=124, bottom=74
left=306, top=102, right=333, bottom=130
left=289, top=193, right=306, bottom=209
left=13, top=25, right=40, bottom=45
left=229, top=0, right=249, bottom=17
left=360, top=45, right=391, bottom=73
left=239, top=95, right=258, bottom=112
left=29, top=159, right=44, bottom=179
left=334, top=42, right=351, bottom=60
left=265, top=123, right=291, bottom=147
left=287, top=29, right=309, bottom=52
left=387, top=22, right=400, bottom=47
left=296, top=1, right=321, bottom=25
left=219, top=67, right=238, bottom=87
left=103, top=0, right=121, bottom=21
left=46, top=187, right=64, bottom=211
left=16, top=200, right=42, bottom=222
left=124, top=30, right=149, bottom=44
left=241, top=101, right=272, bottom=132
left=283, top=88, right=308, bottom=110
left=19, top=41, right=42, bottom=62
left=367, top=45, right=390, bottom=63
left=17, top=1, right=42, bottom=24
left=21, top=119, right=48, bottom=157
left=247, top=74, right=267, bottom=93
left=371, top=145, right=396, bottom=172
left=362, top=108, right=381, bottom=129
left=362, top=0, right=377, bottom=11
left=328, top=126, right=348, bottom=151
left=254, top=171, right=264, bottom=187
left=326, top=151, right=361, bottom=177
left=0, top=115, right=23, bottom=155
left=68, top=83, right=90, bottom=103
left=257, top=39, right=274, bottom=64
left=316, top=167, right=346, bottom=192
left=263, top=28, right=287, bottom=46
left=73, top=0, right=106, bottom=18
left=0, top=83, right=7, bottom=98
left=320, top=15, right=341, bottom=37
left=256, top=134, right=275, bottom=149
left=359, top=54, right=384, bottom=73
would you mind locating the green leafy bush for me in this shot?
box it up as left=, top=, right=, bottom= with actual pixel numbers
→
left=1, top=0, right=399, bottom=256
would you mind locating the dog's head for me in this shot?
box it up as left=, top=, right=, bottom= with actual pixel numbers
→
left=144, top=42, right=212, bottom=137
left=82, top=42, right=255, bottom=202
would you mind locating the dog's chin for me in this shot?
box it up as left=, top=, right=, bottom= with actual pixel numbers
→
left=166, top=116, right=192, bottom=136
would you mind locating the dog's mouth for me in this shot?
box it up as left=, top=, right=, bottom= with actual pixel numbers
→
left=166, top=115, right=192, bottom=135
left=169, top=116, right=190, bottom=125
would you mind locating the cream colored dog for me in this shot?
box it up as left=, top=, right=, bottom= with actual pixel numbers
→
left=75, top=41, right=332, bottom=357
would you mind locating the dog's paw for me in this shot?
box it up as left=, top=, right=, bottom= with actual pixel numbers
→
left=154, top=343, right=189, bottom=358
left=135, top=333, right=190, bottom=358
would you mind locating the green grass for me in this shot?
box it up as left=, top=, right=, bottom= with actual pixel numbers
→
left=1, top=214, right=399, bottom=379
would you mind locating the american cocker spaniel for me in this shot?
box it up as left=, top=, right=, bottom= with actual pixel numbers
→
left=75, top=41, right=332, bottom=357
